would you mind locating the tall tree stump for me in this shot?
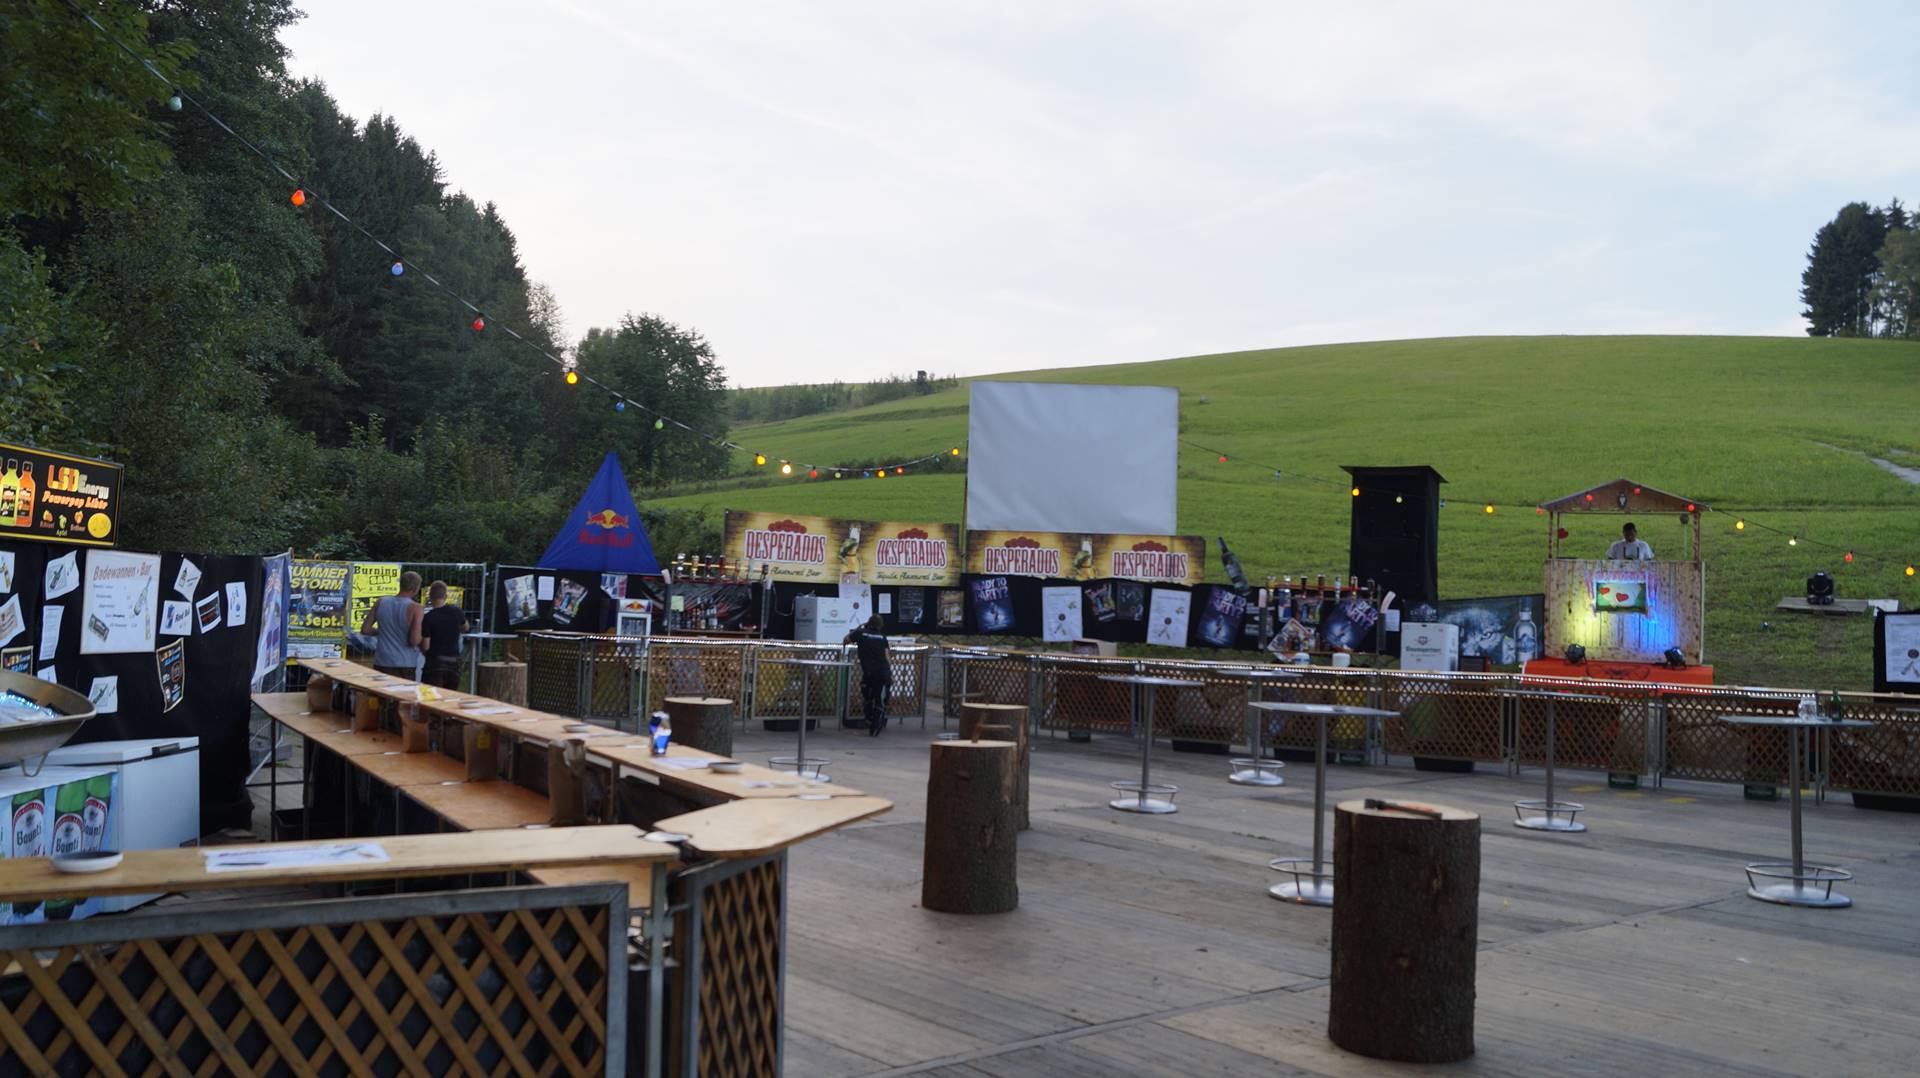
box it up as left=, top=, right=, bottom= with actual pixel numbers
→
left=666, top=696, right=735, bottom=756
left=478, top=661, right=528, bottom=706
left=961, top=702, right=1031, bottom=830
left=922, top=740, right=1019, bottom=914
left=1328, top=799, right=1480, bottom=1063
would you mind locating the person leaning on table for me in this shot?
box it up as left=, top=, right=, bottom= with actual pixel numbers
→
left=361, top=570, right=425, bottom=678
left=1605, top=521, right=1654, bottom=560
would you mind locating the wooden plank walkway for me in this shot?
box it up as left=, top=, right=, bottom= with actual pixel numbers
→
left=737, top=716, right=1920, bottom=1076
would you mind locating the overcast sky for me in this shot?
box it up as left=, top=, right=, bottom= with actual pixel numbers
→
left=283, top=2, right=1920, bottom=387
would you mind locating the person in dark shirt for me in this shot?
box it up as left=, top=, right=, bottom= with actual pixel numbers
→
left=419, top=580, right=469, bottom=689
left=843, top=614, right=893, bottom=736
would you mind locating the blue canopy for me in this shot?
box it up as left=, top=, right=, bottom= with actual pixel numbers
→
left=537, top=451, right=661, bottom=574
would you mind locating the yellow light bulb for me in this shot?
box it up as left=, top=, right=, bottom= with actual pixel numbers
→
left=1350, top=487, right=1360, bottom=497
left=753, top=453, right=766, bottom=466
left=1484, top=504, right=1495, bottom=514
left=564, top=370, right=578, bottom=385
left=1907, top=565, right=1915, bottom=577
left=950, top=447, right=961, bottom=456
left=1736, top=520, right=1745, bottom=530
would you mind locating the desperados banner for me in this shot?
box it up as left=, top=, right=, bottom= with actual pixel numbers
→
left=289, top=560, right=351, bottom=659
left=723, top=511, right=960, bottom=586
left=965, top=530, right=1206, bottom=586
left=0, top=442, right=124, bottom=548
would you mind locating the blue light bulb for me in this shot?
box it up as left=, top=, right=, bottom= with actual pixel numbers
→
left=615, top=401, right=626, bottom=412
left=390, top=261, right=404, bottom=276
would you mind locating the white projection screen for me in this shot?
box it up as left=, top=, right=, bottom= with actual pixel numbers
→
left=966, top=381, right=1179, bottom=534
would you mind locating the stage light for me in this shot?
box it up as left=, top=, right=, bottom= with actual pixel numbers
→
left=1564, top=643, right=1586, bottom=663
left=565, top=370, right=578, bottom=385
left=1662, top=647, right=1687, bottom=668
left=1807, top=571, right=1835, bottom=606
left=753, top=453, right=766, bottom=466
left=780, top=461, right=792, bottom=475
left=1736, top=520, right=1745, bottom=530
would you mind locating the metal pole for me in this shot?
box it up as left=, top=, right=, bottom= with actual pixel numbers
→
left=1139, top=683, right=1154, bottom=808
left=1789, top=725, right=1804, bottom=886
left=1313, top=714, right=1328, bottom=880
left=796, top=666, right=809, bottom=769
left=1544, top=697, right=1557, bottom=811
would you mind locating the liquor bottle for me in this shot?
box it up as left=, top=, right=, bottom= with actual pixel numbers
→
left=13, top=462, right=33, bottom=527
left=1514, top=606, right=1538, bottom=663
left=0, top=459, right=16, bottom=523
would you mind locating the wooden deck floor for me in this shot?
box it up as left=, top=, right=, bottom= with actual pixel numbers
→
left=741, top=715, right=1920, bottom=1077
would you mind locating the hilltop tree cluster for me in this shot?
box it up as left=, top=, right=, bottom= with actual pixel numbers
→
left=0, top=0, right=729, bottom=561
left=1801, top=200, right=1920, bottom=338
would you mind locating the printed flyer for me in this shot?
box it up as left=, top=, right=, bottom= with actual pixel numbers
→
left=346, top=563, right=400, bottom=635
left=289, top=560, right=351, bottom=647
left=78, top=550, right=161, bottom=655
left=1041, top=586, right=1082, bottom=643
left=970, top=576, right=1013, bottom=633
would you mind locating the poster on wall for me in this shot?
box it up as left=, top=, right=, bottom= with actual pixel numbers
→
left=346, top=563, right=400, bottom=635
left=1115, top=582, right=1146, bottom=622
left=1041, top=587, right=1082, bottom=643
left=1146, top=588, right=1190, bottom=646
left=1594, top=579, right=1646, bottom=612
left=1404, top=594, right=1545, bottom=664
left=289, top=560, right=350, bottom=650
left=45, top=551, right=79, bottom=600
left=0, top=550, right=14, bottom=593
left=1194, top=589, right=1246, bottom=647
left=552, top=578, right=589, bottom=625
left=1084, top=581, right=1116, bottom=622
left=0, top=596, right=20, bottom=650
left=964, top=530, right=1206, bottom=585
left=1, top=646, right=27, bottom=673
left=723, top=511, right=962, bottom=586
left=159, top=600, right=191, bottom=637
left=937, top=589, right=965, bottom=628
left=896, top=588, right=925, bottom=626
left=253, top=552, right=290, bottom=690
left=194, top=593, right=221, bottom=634
left=78, top=550, right=161, bottom=655
left=1879, top=613, right=1920, bottom=691
left=970, top=576, right=1012, bottom=633
left=0, top=442, right=124, bottom=548
left=502, top=574, right=538, bottom=624
left=157, top=639, right=186, bottom=712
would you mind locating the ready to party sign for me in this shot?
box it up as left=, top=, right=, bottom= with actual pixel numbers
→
left=1594, top=579, right=1646, bottom=612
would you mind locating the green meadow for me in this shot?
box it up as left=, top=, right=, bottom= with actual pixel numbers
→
left=650, top=336, right=1920, bottom=689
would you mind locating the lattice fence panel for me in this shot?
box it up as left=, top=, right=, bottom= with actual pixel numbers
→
left=1139, top=663, right=1247, bottom=743
left=527, top=633, right=585, bottom=716
left=695, top=860, right=784, bottom=1078
left=1260, top=671, right=1375, bottom=752
left=850, top=648, right=929, bottom=720
left=1038, top=658, right=1132, bottom=734
left=942, top=654, right=1031, bottom=722
left=1379, top=675, right=1506, bottom=763
left=751, top=647, right=845, bottom=719
left=1662, top=690, right=1801, bottom=784
left=0, top=903, right=614, bottom=1076
left=1817, top=695, right=1920, bottom=796
left=646, top=643, right=748, bottom=716
left=1511, top=693, right=1650, bottom=774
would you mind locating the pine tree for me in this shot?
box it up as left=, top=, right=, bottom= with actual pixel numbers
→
left=1800, top=202, right=1889, bottom=337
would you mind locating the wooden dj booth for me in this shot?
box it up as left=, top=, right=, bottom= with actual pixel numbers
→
left=0, top=657, right=888, bottom=1076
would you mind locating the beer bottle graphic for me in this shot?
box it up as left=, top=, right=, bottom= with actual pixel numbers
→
left=82, top=773, right=113, bottom=849
left=1073, top=538, right=1094, bottom=580
left=45, top=782, right=88, bottom=921
left=12, top=462, right=32, bottom=528
left=10, top=787, right=48, bottom=919
left=0, top=458, right=16, bottom=523
left=839, top=526, right=861, bottom=581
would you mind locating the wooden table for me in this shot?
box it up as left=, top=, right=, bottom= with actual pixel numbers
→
left=0, top=826, right=675, bottom=902
left=655, top=797, right=892, bottom=859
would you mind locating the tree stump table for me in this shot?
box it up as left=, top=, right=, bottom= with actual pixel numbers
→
left=1327, top=798, right=1480, bottom=1063
left=921, top=739, right=1019, bottom=914
left=666, top=696, right=735, bottom=756
left=477, top=661, right=528, bottom=707
left=960, top=702, right=1030, bottom=830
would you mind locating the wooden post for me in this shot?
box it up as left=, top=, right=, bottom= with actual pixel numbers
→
left=1327, top=799, right=1480, bottom=1063
left=961, top=702, right=1030, bottom=830
left=666, top=696, right=734, bottom=756
left=478, top=661, right=528, bottom=706
left=921, top=740, right=1019, bottom=914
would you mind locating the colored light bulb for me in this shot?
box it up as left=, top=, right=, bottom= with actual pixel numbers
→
left=1485, top=504, right=1495, bottom=514
left=754, top=453, right=766, bottom=466
left=167, top=94, right=182, bottom=111
left=1736, top=520, right=1745, bottom=530
left=565, top=370, right=578, bottom=385
left=615, top=400, right=625, bottom=412
left=390, top=260, right=404, bottom=276
left=290, top=188, right=307, bottom=207
left=654, top=418, right=664, bottom=430
left=471, top=316, right=484, bottom=331
left=780, top=461, right=792, bottom=475
left=809, top=469, right=819, bottom=478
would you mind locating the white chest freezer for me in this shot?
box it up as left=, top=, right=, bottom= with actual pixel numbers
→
left=794, top=595, right=857, bottom=643
left=0, top=764, right=118, bottom=924
left=44, top=736, right=200, bottom=912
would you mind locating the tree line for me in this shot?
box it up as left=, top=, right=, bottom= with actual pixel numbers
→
left=728, top=372, right=959, bottom=423
left=2, top=0, right=737, bottom=563
left=1801, top=200, right=1919, bottom=338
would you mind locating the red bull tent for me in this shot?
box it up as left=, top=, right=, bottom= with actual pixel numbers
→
left=538, top=451, right=662, bottom=575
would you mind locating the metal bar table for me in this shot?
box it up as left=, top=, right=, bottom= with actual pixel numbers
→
left=1097, top=674, right=1202, bottom=814
left=462, top=632, right=517, bottom=693
left=1229, top=668, right=1304, bottom=786
left=942, top=650, right=995, bottom=732
left=1498, top=687, right=1615, bottom=833
left=1254, top=701, right=1398, bottom=905
left=1722, top=713, right=1874, bottom=907
left=764, top=656, right=848, bottom=780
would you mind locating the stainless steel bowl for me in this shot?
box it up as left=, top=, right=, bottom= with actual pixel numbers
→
left=0, top=670, right=97, bottom=774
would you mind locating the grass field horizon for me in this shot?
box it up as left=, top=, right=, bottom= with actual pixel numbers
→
left=651, top=335, right=1920, bottom=689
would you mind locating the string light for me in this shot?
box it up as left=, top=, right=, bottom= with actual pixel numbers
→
left=389, top=260, right=403, bottom=276
left=1736, top=520, right=1745, bottom=530
left=614, top=400, right=624, bottom=412
left=654, top=418, right=664, bottom=430
left=1908, top=566, right=1916, bottom=577
left=950, top=447, right=961, bottom=456
left=167, top=94, right=181, bottom=111
left=1219, top=455, right=1228, bottom=463
left=471, top=316, right=485, bottom=332
left=875, top=469, right=885, bottom=479
left=1534, top=506, right=1542, bottom=514
left=1788, top=537, right=1797, bottom=546
left=1484, top=504, right=1495, bottom=514
left=1844, top=552, right=1853, bottom=563
left=1686, top=503, right=1697, bottom=512
left=895, top=467, right=905, bottom=475
left=753, top=453, right=766, bottom=467
left=780, top=461, right=792, bottom=475
left=1350, top=486, right=1360, bottom=497
left=1396, top=495, right=1405, bottom=504
left=834, top=471, right=843, bottom=480
left=808, top=469, right=819, bottom=479
left=564, top=370, right=578, bottom=385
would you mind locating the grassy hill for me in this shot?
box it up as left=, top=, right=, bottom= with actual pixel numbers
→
left=649, top=336, right=1920, bottom=688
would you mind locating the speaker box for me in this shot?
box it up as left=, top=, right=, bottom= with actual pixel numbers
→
left=1344, top=465, right=1444, bottom=605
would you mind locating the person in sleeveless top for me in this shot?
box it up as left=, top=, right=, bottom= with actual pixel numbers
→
left=361, top=570, right=425, bottom=678
left=420, top=580, right=469, bottom=689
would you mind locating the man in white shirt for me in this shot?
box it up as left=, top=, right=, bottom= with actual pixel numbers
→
left=1605, top=522, right=1654, bottom=560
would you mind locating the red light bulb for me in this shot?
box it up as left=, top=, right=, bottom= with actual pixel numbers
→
left=1844, top=552, right=1853, bottom=563
left=1218, top=455, right=1228, bottom=463
left=471, top=316, right=485, bottom=331
left=290, top=188, right=307, bottom=207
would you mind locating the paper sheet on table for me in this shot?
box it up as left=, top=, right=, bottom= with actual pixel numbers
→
left=38, top=605, right=63, bottom=660
left=468, top=706, right=516, bottom=715
left=204, top=843, right=390, bottom=873
left=651, top=757, right=712, bottom=770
